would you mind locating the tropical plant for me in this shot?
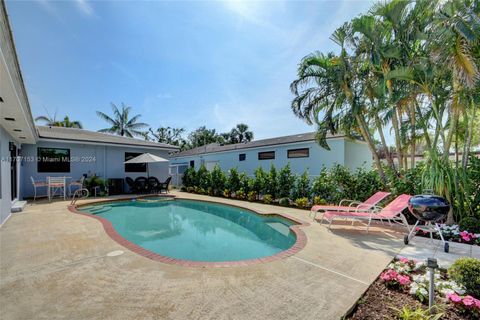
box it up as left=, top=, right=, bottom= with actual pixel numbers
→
left=294, top=197, right=309, bottom=209
left=313, top=196, right=326, bottom=205
left=263, top=194, right=273, bottom=204
left=277, top=164, right=295, bottom=198
left=448, top=257, right=480, bottom=298
left=35, top=112, right=83, bottom=129
left=311, top=168, right=337, bottom=204
left=266, top=164, right=279, bottom=199
left=223, top=189, right=230, bottom=198
left=293, top=170, right=310, bottom=200
left=235, top=189, right=246, bottom=200
left=247, top=191, right=257, bottom=202
left=182, top=167, right=196, bottom=188
left=458, top=217, right=480, bottom=233
left=252, top=167, right=267, bottom=195
left=227, top=168, right=241, bottom=194
left=196, top=165, right=210, bottom=191
left=186, top=126, right=224, bottom=149
left=221, top=123, right=254, bottom=144
left=391, top=306, right=443, bottom=320
left=239, top=173, right=251, bottom=194
left=290, top=0, right=480, bottom=221
left=149, top=126, right=186, bottom=146
left=210, top=165, right=226, bottom=196
left=96, top=102, right=148, bottom=137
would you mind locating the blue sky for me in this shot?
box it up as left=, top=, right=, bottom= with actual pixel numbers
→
left=7, top=0, right=374, bottom=140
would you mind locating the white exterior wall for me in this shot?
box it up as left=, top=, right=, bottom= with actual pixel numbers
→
left=0, top=126, right=21, bottom=225
left=344, top=139, right=373, bottom=171
left=170, top=137, right=372, bottom=179
left=20, top=140, right=171, bottom=198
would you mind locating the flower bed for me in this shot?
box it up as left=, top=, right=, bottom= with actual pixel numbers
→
left=347, top=257, right=480, bottom=319
left=415, top=224, right=480, bottom=246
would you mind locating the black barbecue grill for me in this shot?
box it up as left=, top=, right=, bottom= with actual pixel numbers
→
left=404, top=194, right=451, bottom=253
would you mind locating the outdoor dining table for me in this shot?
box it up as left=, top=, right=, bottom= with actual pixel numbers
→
left=47, top=176, right=71, bottom=201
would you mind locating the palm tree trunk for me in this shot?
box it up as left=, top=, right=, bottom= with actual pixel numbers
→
left=444, top=79, right=460, bottom=160
left=410, top=102, right=416, bottom=168
left=391, top=108, right=403, bottom=170
left=428, top=95, right=446, bottom=148
left=355, top=114, right=386, bottom=183
left=415, top=102, right=432, bottom=150
left=462, top=97, right=477, bottom=169
left=375, top=114, right=395, bottom=171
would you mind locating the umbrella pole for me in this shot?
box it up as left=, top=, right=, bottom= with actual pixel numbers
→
left=147, top=163, right=149, bottom=179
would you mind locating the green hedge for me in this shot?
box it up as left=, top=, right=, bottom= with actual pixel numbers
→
left=181, top=160, right=480, bottom=223
left=182, top=163, right=385, bottom=205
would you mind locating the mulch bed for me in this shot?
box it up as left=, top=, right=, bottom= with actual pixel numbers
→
left=346, top=279, right=470, bottom=320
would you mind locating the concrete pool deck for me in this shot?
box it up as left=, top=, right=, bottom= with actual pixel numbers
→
left=0, top=192, right=423, bottom=319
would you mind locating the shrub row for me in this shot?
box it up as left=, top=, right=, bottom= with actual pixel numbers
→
left=182, top=163, right=387, bottom=209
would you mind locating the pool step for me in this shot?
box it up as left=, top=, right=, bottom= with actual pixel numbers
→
left=266, top=222, right=291, bottom=236
left=86, top=205, right=112, bottom=214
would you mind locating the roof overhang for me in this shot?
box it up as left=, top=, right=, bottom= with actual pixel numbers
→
left=38, top=137, right=179, bottom=151
left=0, top=2, right=37, bottom=144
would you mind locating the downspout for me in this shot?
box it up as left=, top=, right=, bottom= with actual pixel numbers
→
left=104, top=146, right=106, bottom=179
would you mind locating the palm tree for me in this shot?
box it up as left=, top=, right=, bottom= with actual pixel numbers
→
left=290, top=26, right=387, bottom=181
left=96, top=103, right=148, bottom=138
left=232, top=123, right=254, bottom=143
left=222, top=123, right=254, bottom=144
left=430, top=0, right=480, bottom=162
left=35, top=114, right=83, bottom=128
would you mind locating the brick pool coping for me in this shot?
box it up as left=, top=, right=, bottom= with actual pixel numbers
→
left=68, top=194, right=309, bottom=268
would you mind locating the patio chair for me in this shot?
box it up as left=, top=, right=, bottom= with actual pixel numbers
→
left=158, top=176, right=172, bottom=194
left=30, top=176, right=47, bottom=201
left=321, top=194, right=412, bottom=233
left=48, top=177, right=67, bottom=201
left=310, top=191, right=391, bottom=220
left=125, top=177, right=136, bottom=193
left=68, top=176, right=85, bottom=197
left=148, top=177, right=160, bottom=194
left=134, top=177, right=149, bottom=194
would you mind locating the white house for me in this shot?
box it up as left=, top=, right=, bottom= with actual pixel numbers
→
left=0, top=2, right=373, bottom=226
left=0, top=3, right=178, bottom=225
left=168, top=133, right=373, bottom=186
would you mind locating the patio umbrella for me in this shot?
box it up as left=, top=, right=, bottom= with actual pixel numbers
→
left=124, top=153, right=168, bottom=178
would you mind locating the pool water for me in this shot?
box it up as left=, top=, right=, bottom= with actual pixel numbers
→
left=80, top=199, right=297, bottom=262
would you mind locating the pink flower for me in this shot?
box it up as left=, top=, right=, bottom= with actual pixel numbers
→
left=475, top=298, right=480, bottom=309
left=398, top=275, right=411, bottom=286
left=463, top=296, right=475, bottom=307
left=399, top=257, right=410, bottom=264
left=447, top=293, right=462, bottom=303
left=380, top=269, right=398, bottom=282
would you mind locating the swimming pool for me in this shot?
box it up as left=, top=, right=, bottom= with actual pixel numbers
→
left=77, top=198, right=304, bottom=264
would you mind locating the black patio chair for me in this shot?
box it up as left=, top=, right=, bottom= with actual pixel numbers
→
left=147, top=177, right=160, bottom=194
left=125, top=177, right=136, bottom=193
left=159, top=176, right=172, bottom=194
left=134, top=177, right=149, bottom=194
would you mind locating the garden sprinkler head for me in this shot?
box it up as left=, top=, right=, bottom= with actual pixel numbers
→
left=427, top=258, right=438, bottom=269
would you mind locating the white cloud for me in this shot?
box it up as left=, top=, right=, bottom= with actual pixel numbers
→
left=35, top=0, right=95, bottom=18
left=75, top=0, right=95, bottom=17
left=156, top=93, right=172, bottom=99
left=35, top=0, right=63, bottom=21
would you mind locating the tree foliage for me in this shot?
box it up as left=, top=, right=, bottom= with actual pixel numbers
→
left=96, top=102, right=148, bottom=138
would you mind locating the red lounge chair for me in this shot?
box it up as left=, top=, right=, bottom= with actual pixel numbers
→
left=321, top=194, right=412, bottom=232
left=310, top=191, right=391, bottom=220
